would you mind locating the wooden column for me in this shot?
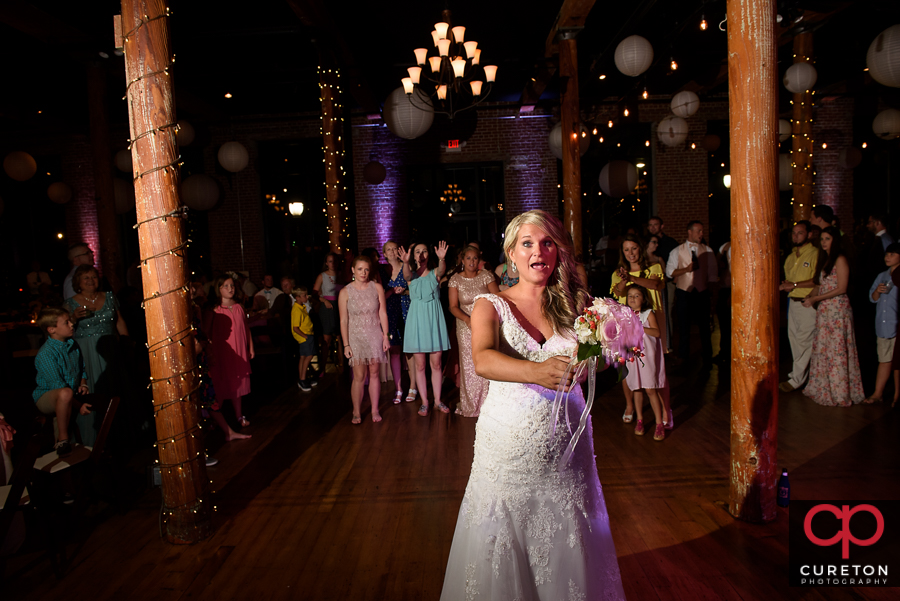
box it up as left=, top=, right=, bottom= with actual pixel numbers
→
left=559, top=35, right=582, bottom=254
left=87, top=62, right=123, bottom=291
left=120, top=0, right=211, bottom=543
left=726, top=0, right=780, bottom=523
left=791, top=32, right=814, bottom=221
left=320, top=66, right=346, bottom=253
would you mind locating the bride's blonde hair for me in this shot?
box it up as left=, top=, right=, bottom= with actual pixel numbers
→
left=503, top=210, right=590, bottom=335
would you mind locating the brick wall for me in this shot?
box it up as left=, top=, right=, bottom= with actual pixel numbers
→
left=812, top=96, right=854, bottom=229
left=352, top=104, right=559, bottom=252
left=61, top=135, right=101, bottom=272
left=639, top=101, right=729, bottom=238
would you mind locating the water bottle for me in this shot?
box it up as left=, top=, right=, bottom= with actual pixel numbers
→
left=777, top=468, right=790, bottom=507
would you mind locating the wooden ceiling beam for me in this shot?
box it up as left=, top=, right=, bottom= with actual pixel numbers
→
left=545, top=0, right=597, bottom=57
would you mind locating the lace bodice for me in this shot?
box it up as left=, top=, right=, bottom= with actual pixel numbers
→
left=474, top=293, right=576, bottom=363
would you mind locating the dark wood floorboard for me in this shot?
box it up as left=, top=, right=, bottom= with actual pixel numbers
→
left=5, top=358, right=899, bottom=600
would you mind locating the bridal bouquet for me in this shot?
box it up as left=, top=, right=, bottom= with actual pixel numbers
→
left=552, top=297, right=646, bottom=469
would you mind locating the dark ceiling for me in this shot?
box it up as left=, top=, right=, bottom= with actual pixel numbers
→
left=1, top=0, right=899, bottom=141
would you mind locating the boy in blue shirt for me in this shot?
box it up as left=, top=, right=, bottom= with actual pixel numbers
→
left=867, top=243, right=900, bottom=405
left=33, top=307, right=92, bottom=455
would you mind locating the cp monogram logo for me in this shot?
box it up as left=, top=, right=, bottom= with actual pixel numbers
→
left=803, top=504, right=885, bottom=559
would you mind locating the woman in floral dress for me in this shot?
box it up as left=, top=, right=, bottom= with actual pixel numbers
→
left=803, top=227, right=865, bottom=406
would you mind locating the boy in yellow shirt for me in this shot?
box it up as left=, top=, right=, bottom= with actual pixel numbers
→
left=292, top=287, right=317, bottom=392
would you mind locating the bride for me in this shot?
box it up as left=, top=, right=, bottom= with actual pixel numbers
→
left=440, top=210, right=626, bottom=600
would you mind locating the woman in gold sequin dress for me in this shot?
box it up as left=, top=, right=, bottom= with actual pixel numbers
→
left=448, top=245, right=499, bottom=417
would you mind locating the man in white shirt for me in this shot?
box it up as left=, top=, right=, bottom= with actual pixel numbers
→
left=254, top=274, right=283, bottom=310
left=63, top=243, right=94, bottom=300
left=666, top=221, right=718, bottom=368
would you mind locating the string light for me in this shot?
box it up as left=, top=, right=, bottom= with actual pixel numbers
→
left=700, top=15, right=708, bottom=30
left=670, top=58, right=678, bottom=71
left=642, top=88, right=648, bottom=100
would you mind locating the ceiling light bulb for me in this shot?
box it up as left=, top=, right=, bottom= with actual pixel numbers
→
left=599, top=74, right=606, bottom=80
left=645, top=140, right=650, bottom=146
left=642, top=88, right=648, bottom=99
left=224, top=92, right=232, bottom=98
left=623, top=108, right=629, bottom=117
left=862, top=142, right=867, bottom=149
left=700, top=15, right=708, bottom=30
left=608, top=120, right=613, bottom=128
left=599, top=137, right=604, bottom=143
left=670, top=59, right=678, bottom=71
left=723, top=174, right=732, bottom=189
left=636, top=162, right=645, bottom=168
left=691, top=142, right=696, bottom=149
left=592, top=128, right=598, bottom=135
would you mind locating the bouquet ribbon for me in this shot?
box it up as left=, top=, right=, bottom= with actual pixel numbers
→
left=549, top=355, right=599, bottom=471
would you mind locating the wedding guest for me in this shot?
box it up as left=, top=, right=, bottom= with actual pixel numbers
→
left=254, top=274, right=283, bottom=311
left=866, top=243, right=900, bottom=405
left=449, top=245, right=499, bottom=417
left=624, top=285, right=667, bottom=441
left=313, top=253, right=343, bottom=370
left=381, top=241, right=416, bottom=403
left=339, top=256, right=390, bottom=424
left=63, top=243, right=94, bottom=300
left=778, top=221, right=819, bottom=393
left=803, top=227, right=864, bottom=406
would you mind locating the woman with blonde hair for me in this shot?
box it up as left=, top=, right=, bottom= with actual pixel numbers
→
left=440, top=210, right=625, bottom=600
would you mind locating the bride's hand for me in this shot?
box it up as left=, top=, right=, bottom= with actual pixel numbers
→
left=533, top=355, right=575, bottom=391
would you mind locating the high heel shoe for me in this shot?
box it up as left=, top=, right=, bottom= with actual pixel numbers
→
left=653, top=423, right=665, bottom=441
left=634, top=419, right=645, bottom=435
left=665, top=409, right=674, bottom=431
left=622, top=411, right=635, bottom=423
left=239, top=416, right=250, bottom=427
left=393, top=391, right=404, bottom=404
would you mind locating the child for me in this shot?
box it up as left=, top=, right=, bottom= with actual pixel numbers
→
left=867, top=242, right=900, bottom=405
left=292, top=287, right=318, bottom=392
left=624, top=285, right=667, bottom=441
left=204, top=276, right=254, bottom=429
left=33, top=307, right=93, bottom=456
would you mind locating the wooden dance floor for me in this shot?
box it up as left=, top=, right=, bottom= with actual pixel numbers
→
left=6, top=361, right=900, bottom=600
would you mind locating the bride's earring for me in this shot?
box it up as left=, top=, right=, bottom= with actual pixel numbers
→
left=511, top=262, right=517, bottom=273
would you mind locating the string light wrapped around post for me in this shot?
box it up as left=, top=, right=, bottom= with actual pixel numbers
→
left=318, top=65, right=348, bottom=252
left=118, top=0, right=211, bottom=543
left=402, top=9, right=496, bottom=120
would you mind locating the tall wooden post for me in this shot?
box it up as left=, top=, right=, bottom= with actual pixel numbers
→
left=559, top=34, right=583, bottom=254
left=120, top=0, right=211, bottom=543
left=319, top=65, right=346, bottom=253
left=87, top=62, right=123, bottom=291
left=726, top=0, right=780, bottom=523
left=791, top=33, right=814, bottom=222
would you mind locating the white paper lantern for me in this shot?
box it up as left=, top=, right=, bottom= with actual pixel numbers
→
left=671, top=91, right=699, bottom=118
left=383, top=87, right=434, bottom=140
left=598, top=161, right=638, bottom=198
left=778, top=154, right=792, bottom=191
left=867, top=25, right=900, bottom=88
left=115, top=149, right=133, bottom=174
left=614, top=35, right=653, bottom=77
left=548, top=123, right=590, bottom=160
left=218, top=142, right=249, bottom=173
left=176, top=120, right=195, bottom=146
left=47, top=182, right=73, bottom=204
left=779, top=119, right=792, bottom=142
left=838, top=147, right=863, bottom=169
left=3, top=151, right=37, bottom=182
left=113, top=179, right=136, bottom=214
left=181, top=174, right=220, bottom=211
left=657, top=116, right=689, bottom=147
left=873, top=108, right=900, bottom=140
left=783, top=62, right=817, bottom=93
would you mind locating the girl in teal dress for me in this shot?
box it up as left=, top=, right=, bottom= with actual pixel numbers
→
left=401, top=241, right=451, bottom=416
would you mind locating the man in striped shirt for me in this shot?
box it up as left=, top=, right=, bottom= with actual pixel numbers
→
left=33, top=307, right=92, bottom=456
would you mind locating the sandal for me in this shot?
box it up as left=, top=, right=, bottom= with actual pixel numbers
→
left=351, top=414, right=362, bottom=425
left=634, top=419, right=645, bottom=436
left=406, top=389, right=418, bottom=403
left=653, top=423, right=665, bottom=441
left=622, top=411, right=634, bottom=423
left=436, top=402, right=450, bottom=414
left=418, top=404, right=429, bottom=416
left=239, top=416, right=250, bottom=427
left=393, top=391, right=404, bottom=404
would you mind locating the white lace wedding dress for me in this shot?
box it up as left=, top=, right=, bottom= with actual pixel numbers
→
left=440, top=295, right=626, bottom=601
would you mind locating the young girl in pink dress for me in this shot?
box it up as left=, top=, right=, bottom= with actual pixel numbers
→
left=625, top=285, right=667, bottom=441
left=204, top=276, right=255, bottom=429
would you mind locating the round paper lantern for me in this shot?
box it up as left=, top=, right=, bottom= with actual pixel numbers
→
left=218, top=142, right=249, bottom=173
left=548, top=123, right=590, bottom=160
left=867, top=25, right=900, bottom=88
left=671, top=91, right=699, bottom=118
left=176, top=120, right=195, bottom=146
left=383, top=87, right=434, bottom=140
left=779, top=119, right=792, bottom=142
left=657, top=116, right=689, bottom=147
left=614, top=35, right=653, bottom=77
left=181, top=174, right=220, bottom=211
left=113, top=179, right=136, bottom=214
left=700, top=134, right=720, bottom=152
left=3, top=151, right=37, bottom=182
left=783, top=62, right=817, bottom=93
left=838, top=147, right=863, bottom=169
left=598, top=161, right=638, bottom=198
left=47, top=182, right=73, bottom=204
left=778, top=154, right=792, bottom=191
left=114, top=149, right=133, bottom=174
left=363, top=161, right=387, bottom=185
left=873, top=108, right=900, bottom=140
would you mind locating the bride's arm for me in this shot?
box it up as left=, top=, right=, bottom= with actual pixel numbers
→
left=471, top=298, right=574, bottom=391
